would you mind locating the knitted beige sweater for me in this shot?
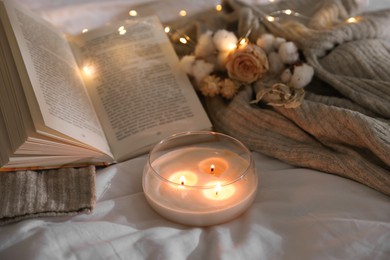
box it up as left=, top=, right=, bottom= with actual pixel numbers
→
left=174, top=0, right=390, bottom=195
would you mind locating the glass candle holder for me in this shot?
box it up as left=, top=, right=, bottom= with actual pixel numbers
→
left=142, top=131, right=258, bottom=226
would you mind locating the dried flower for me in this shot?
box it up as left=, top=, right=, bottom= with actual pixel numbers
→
left=220, top=78, right=239, bottom=99
left=252, top=83, right=305, bottom=108
left=199, top=75, right=221, bottom=97
left=178, top=29, right=312, bottom=108
left=226, top=44, right=269, bottom=84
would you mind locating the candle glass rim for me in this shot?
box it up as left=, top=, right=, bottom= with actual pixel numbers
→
left=147, top=131, right=253, bottom=189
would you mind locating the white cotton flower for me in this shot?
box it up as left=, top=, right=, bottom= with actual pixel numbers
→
left=192, top=59, right=215, bottom=84
left=220, top=78, right=239, bottom=99
left=179, top=55, right=196, bottom=75
left=194, top=30, right=216, bottom=58
left=213, top=29, right=238, bottom=52
left=273, top=37, right=286, bottom=50
left=216, top=51, right=230, bottom=71
left=278, top=41, right=299, bottom=64
left=268, top=51, right=284, bottom=74
left=280, top=68, right=292, bottom=83
left=289, top=63, right=314, bottom=89
left=256, top=33, right=275, bottom=53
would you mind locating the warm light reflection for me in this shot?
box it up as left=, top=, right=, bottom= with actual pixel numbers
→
left=82, top=66, right=94, bottom=76
left=226, top=43, right=237, bottom=51
left=203, top=181, right=235, bottom=200
left=238, top=37, right=249, bottom=48
left=179, top=10, right=187, bottom=16
left=179, top=37, right=188, bottom=44
left=129, top=10, right=138, bottom=16
left=164, top=26, right=171, bottom=33
left=215, top=182, right=221, bottom=196
left=216, top=4, right=222, bottom=11
left=168, top=171, right=198, bottom=187
left=266, top=15, right=276, bottom=22
left=284, top=9, right=292, bottom=15
left=346, top=17, right=359, bottom=23
left=82, top=29, right=88, bottom=34
left=118, top=26, right=126, bottom=35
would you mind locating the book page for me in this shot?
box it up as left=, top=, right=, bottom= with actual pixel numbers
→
left=72, top=16, right=211, bottom=161
left=1, top=0, right=112, bottom=156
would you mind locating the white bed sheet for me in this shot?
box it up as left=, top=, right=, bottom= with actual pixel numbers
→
left=1, top=0, right=390, bottom=259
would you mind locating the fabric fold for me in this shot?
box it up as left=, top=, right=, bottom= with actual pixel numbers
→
left=171, top=0, right=390, bottom=195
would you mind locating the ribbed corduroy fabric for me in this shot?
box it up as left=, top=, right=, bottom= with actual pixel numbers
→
left=0, top=166, right=96, bottom=225
left=172, top=0, right=390, bottom=195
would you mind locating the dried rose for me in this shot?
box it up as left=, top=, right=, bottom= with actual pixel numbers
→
left=252, top=83, right=304, bottom=108
left=226, top=44, right=269, bottom=84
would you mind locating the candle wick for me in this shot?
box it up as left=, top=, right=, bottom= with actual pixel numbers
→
left=181, top=181, right=184, bottom=186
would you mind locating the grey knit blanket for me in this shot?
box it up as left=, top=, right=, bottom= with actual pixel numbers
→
left=172, top=0, right=390, bottom=195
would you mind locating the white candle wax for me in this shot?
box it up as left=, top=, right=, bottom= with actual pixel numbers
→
left=143, top=146, right=257, bottom=226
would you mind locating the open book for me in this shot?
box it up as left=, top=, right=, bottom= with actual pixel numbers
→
left=0, top=0, right=211, bottom=170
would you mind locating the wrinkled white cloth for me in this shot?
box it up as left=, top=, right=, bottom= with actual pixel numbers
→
left=0, top=153, right=389, bottom=259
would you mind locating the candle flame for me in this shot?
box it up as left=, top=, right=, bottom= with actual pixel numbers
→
left=179, top=176, right=186, bottom=186
left=164, top=26, right=170, bottom=33
left=216, top=4, right=222, bottom=12
left=210, top=164, right=215, bottom=173
left=215, top=182, right=221, bottom=196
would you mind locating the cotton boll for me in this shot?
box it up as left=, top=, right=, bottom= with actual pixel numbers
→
left=280, top=68, right=292, bottom=83
left=192, top=59, right=215, bottom=84
left=289, top=63, right=314, bottom=88
left=216, top=51, right=230, bottom=71
left=179, top=55, right=196, bottom=75
left=194, top=30, right=216, bottom=58
left=273, top=37, right=286, bottom=50
left=268, top=51, right=284, bottom=74
left=213, top=29, right=238, bottom=52
left=279, top=41, right=299, bottom=64
left=256, top=33, right=274, bottom=53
